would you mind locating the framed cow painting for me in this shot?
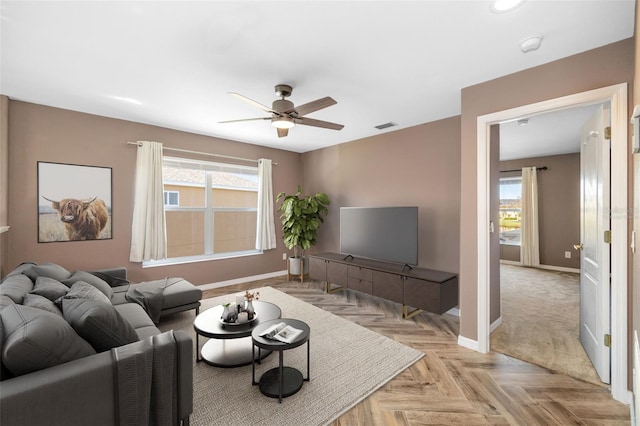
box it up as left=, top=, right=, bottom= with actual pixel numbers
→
left=37, top=162, right=112, bottom=242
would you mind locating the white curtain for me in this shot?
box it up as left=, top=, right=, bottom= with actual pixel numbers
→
left=520, top=166, right=540, bottom=267
left=129, top=141, right=167, bottom=262
left=256, top=158, right=277, bottom=250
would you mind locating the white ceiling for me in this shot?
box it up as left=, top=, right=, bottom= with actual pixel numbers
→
left=0, top=1, right=635, bottom=154
left=500, top=103, right=603, bottom=161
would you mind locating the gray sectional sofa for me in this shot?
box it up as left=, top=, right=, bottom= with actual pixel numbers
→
left=0, top=262, right=202, bottom=426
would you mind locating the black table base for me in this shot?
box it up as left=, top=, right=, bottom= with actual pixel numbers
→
left=258, top=367, right=304, bottom=399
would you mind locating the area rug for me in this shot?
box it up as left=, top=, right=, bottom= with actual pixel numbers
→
left=491, top=264, right=602, bottom=385
left=159, top=286, right=424, bottom=426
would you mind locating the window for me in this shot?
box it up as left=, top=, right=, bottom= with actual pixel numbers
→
left=163, top=190, right=180, bottom=206
left=499, top=177, right=522, bottom=245
left=159, top=157, right=259, bottom=264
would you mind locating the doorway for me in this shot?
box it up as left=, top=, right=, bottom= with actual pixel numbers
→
left=475, top=83, right=628, bottom=403
left=491, top=104, right=605, bottom=385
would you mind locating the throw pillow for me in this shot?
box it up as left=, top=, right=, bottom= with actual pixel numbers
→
left=23, top=293, right=63, bottom=317
left=62, top=298, right=138, bottom=352
left=22, top=263, right=72, bottom=283
left=31, top=276, right=70, bottom=301
left=55, top=281, right=111, bottom=307
left=0, top=274, right=34, bottom=304
left=0, top=304, right=96, bottom=376
left=63, top=271, right=113, bottom=300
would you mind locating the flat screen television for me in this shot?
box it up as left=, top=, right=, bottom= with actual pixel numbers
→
left=340, top=206, right=418, bottom=266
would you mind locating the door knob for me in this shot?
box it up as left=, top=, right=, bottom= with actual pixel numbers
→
left=573, top=243, right=584, bottom=250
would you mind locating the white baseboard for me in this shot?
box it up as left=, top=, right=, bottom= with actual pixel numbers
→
left=198, top=270, right=288, bottom=291
left=458, top=335, right=479, bottom=352
left=490, top=317, right=503, bottom=333
left=499, top=260, right=579, bottom=274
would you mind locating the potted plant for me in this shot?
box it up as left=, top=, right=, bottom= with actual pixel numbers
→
left=276, top=185, right=330, bottom=276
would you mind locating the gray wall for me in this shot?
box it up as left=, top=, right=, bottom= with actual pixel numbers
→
left=499, top=153, right=580, bottom=270
left=302, top=116, right=461, bottom=276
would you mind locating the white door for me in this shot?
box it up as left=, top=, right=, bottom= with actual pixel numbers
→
left=578, top=104, right=611, bottom=383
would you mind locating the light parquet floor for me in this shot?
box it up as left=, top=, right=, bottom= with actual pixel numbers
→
left=201, top=277, right=631, bottom=425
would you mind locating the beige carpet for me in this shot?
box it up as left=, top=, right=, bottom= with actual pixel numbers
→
left=159, top=286, right=423, bottom=426
left=491, top=264, right=602, bottom=385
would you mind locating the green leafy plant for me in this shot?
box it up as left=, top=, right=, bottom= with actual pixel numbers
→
left=276, top=185, right=330, bottom=258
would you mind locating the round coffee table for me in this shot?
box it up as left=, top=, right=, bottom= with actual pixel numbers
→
left=193, top=300, right=281, bottom=367
left=251, top=318, right=310, bottom=403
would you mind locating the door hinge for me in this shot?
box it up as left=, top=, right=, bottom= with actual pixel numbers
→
left=604, top=333, right=612, bottom=347
left=604, top=230, right=611, bottom=244
left=604, top=126, right=611, bottom=140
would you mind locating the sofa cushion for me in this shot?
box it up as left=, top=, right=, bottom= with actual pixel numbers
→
left=55, top=281, right=111, bottom=307
left=31, top=276, right=69, bottom=301
left=0, top=274, right=34, bottom=304
left=113, top=303, right=160, bottom=340
left=0, top=295, right=14, bottom=312
left=23, top=293, right=63, bottom=317
left=5, top=262, right=36, bottom=278
left=62, top=298, right=138, bottom=352
left=63, top=271, right=113, bottom=299
left=109, top=285, right=130, bottom=308
left=0, top=304, right=95, bottom=376
left=161, top=278, right=203, bottom=309
left=22, top=263, right=72, bottom=283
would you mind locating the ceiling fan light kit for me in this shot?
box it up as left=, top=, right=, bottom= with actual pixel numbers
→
left=272, top=116, right=295, bottom=129
left=221, top=84, right=344, bottom=138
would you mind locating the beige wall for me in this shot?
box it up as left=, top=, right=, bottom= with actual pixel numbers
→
left=499, top=153, right=581, bottom=269
left=459, top=38, right=634, bottom=342
left=302, top=116, right=461, bottom=276
left=6, top=101, right=303, bottom=285
left=0, top=96, right=8, bottom=277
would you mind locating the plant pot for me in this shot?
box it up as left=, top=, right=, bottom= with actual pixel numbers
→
left=288, top=256, right=309, bottom=275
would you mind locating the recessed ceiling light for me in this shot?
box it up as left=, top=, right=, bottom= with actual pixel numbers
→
left=517, top=118, right=529, bottom=126
left=490, top=0, right=526, bottom=13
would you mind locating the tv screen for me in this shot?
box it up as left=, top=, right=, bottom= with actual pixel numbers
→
left=340, top=206, right=418, bottom=266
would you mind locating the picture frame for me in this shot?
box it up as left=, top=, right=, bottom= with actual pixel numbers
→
left=37, top=161, right=112, bottom=242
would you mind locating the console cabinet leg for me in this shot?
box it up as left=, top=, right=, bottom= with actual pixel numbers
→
left=402, top=305, right=423, bottom=319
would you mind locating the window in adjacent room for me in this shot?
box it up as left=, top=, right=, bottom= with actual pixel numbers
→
left=160, top=156, right=259, bottom=264
left=499, top=176, right=522, bottom=245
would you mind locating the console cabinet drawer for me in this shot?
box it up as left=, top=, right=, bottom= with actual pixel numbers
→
left=309, top=257, right=327, bottom=282
left=348, top=266, right=373, bottom=281
left=326, top=262, right=348, bottom=287
left=348, top=277, right=372, bottom=294
left=372, top=271, right=403, bottom=304
left=403, top=276, right=458, bottom=314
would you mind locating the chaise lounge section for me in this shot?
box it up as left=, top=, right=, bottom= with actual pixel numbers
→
left=0, top=262, right=202, bottom=426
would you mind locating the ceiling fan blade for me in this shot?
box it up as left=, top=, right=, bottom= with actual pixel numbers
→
left=295, top=117, right=344, bottom=130
left=277, top=128, right=289, bottom=138
left=290, top=96, right=337, bottom=117
left=228, top=92, right=275, bottom=114
left=218, top=117, right=270, bottom=124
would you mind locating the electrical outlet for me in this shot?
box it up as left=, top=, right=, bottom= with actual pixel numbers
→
left=282, top=253, right=287, bottom=260
left=565, top=251, right=571, bottom=259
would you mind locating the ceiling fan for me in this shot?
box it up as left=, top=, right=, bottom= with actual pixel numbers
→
left=219, top=84, right=344, bottom=138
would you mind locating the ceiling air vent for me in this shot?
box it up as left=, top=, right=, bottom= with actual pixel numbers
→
left=374, top=122, right=397, bottom=130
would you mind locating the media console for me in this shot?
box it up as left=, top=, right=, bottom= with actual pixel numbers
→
left=309, top=252, right=458, bottom=318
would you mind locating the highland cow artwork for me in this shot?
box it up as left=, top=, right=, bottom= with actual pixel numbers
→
left=38, top=162, right=112, bottom=242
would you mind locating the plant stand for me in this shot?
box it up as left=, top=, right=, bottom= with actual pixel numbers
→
left=287, top=257, right=308, bottom=283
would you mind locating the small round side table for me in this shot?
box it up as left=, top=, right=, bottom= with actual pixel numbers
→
left=251, top=318, right=310, bottom=403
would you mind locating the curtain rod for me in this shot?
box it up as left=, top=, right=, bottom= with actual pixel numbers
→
left=126, top=142, right=277, bottom=166
left=500, top=166, right=547, bottom=173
